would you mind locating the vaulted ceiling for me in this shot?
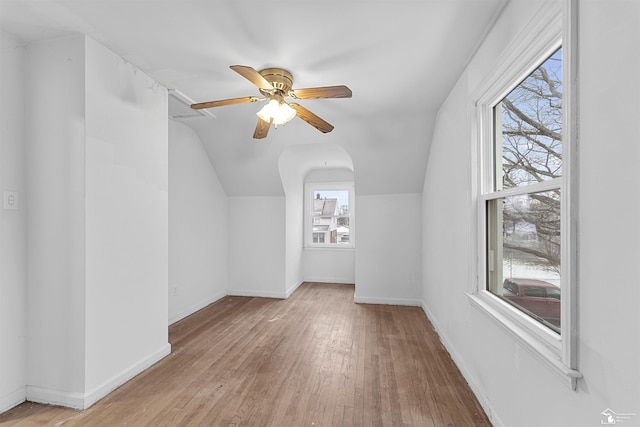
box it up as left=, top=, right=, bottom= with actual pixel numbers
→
left=0, top=0, right=505, bottom=196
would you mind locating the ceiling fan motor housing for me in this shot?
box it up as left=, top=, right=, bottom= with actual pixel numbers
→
left=259, top=68, right=293, bottom=94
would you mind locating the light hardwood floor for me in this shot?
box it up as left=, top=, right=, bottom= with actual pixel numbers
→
left=0, top=283, right=491, bottom=426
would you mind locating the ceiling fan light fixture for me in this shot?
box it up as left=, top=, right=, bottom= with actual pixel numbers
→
left=257, top=99, right=296, bottom=126
left=192, top=65, right=351, bottom=138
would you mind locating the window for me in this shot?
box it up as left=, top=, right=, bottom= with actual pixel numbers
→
left=487, top=48, right=563, bottom=334
left=470, top=0, right=580, bottom=389
left=305, top=183, right=354, bottom=248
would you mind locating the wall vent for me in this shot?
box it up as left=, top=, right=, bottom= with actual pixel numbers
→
left=168, top=89, right=215, bottom=120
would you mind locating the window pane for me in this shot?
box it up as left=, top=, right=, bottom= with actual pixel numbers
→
left=495, top=48, right=562, bottom=190
left=337, top=217, right=350, bottom=244
left=486, top=190, right=561, bottom=333
left=313, top=190, right=349, bottom=214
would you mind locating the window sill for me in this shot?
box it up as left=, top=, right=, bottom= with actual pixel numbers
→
left=466, top=291, right=582, bottom=390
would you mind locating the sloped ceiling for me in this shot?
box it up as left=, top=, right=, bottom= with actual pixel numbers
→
left=0, top=0, right=505, bottom=196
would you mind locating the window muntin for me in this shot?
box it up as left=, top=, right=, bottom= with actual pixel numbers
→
left=486, top=48, right=563, bottom=334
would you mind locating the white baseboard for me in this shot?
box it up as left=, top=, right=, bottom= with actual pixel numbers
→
left=354, top=295, right=422, bottom=306
left=83, top=343, right=171, bottom=409
left=303, top=276, right=355, bottom=284
left=169, top=291, right=227, bottom=325
left=420, top=301, right=504, bottom=427
left=0, top=386, right=26, bottom=414
left=285, top=281, right=303, bottom=298
left=226, top=289, right=287, bottom=299
left=26, top=386, right=86, bottom=410
left=26, top=343, right=171, bottom=410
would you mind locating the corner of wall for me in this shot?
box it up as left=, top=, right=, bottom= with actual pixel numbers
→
left=0, top=30, right=28, bottom=416
left=0, top=387, right=26, bottom=415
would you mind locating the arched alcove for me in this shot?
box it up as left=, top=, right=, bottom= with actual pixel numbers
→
left=278, top=144, right=355, bottom=296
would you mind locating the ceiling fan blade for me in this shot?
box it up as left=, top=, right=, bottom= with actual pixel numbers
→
left=289, top=103, right=334, bottom=133
left=230, top=65, right=273, bottom=91
left=191, top=96, right=260, bottom=110
left=253, top=118, right=272, bottom=139
left=292, top=85, right=352, bottom=99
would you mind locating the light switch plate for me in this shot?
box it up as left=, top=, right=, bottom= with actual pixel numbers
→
left=3, top=191, right=19, bottom=210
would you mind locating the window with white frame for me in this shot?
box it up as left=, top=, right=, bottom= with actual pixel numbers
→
left=305, top=183, right=354, bottom=247
left=471, top=0, right=581, bottom=389
left=487, top=47, right=563, bottom=334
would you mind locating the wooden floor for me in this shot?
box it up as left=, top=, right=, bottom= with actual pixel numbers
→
left=0, top=283, right=490, bottom=426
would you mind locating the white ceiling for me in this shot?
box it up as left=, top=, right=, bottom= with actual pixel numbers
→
left=0, top=0, right=505, bottom=196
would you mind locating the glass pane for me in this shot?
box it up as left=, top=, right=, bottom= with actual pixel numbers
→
left=486, top=190, right=561, bottom=333
left=495, top=48, right=562, bottom=190
left=313, top=190, right=349, bottom=215
left=336, top=216, right=350, bottom=244
left=312, top=190, right=350, bottom=245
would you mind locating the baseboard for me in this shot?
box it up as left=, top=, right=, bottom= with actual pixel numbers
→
left=26, top=386, right=86, bottom=410
left=26, top=343, right=171, bottom=410
left=303, top=276, right=355, bottom=284
left=0, top=386, right=26, bottom=414
left=285, top=281, right=303, bottom=298
left=226, top=289, right=287, bottom=299
left=169, top=291, right=227, bottom=325
left=354, top=295, right=422, bottom=306
left=83, top=343, right=171, bottom=409
left=420, top=301, right=504, bottom=427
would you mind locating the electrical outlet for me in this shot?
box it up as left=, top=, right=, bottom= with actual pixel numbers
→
left=172, top=287, right=178, bottom=296
left=3, top=191, right=18, bottom=210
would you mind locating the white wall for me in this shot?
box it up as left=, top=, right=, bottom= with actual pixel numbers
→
left=284, top=186, right=304, bottom=295
left=25, top=35, right=88, bottom=403
left=83, top=37, right=169, bottom=403
left=278, top=148, right=305, bottom=296
left=228, top=196, right=286, bottom=298
left=0, top=31, right=28, bottom=413
left=577, top=0, right=639, bottom=417
left=302, top=249, right=355, bottom=284
left=355, top=193, right=422, bottom=305
left=169, top=120, right=228, bottom=324
left=24, top=35, right=170, bottom=410
left=422, top=1, right=640, bottom=426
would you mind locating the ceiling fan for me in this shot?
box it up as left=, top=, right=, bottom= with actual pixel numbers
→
left=190, top=65, right=352, bottom=139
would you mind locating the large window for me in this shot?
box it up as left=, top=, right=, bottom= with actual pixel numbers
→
left=305, top=183, right=354, bottom=248
left=471, top=0, right=580, bottom=389
left=487, top=48, right=563, bottom=334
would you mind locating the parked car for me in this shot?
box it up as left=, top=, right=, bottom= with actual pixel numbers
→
left=502, top=278, right=560, bottom=328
